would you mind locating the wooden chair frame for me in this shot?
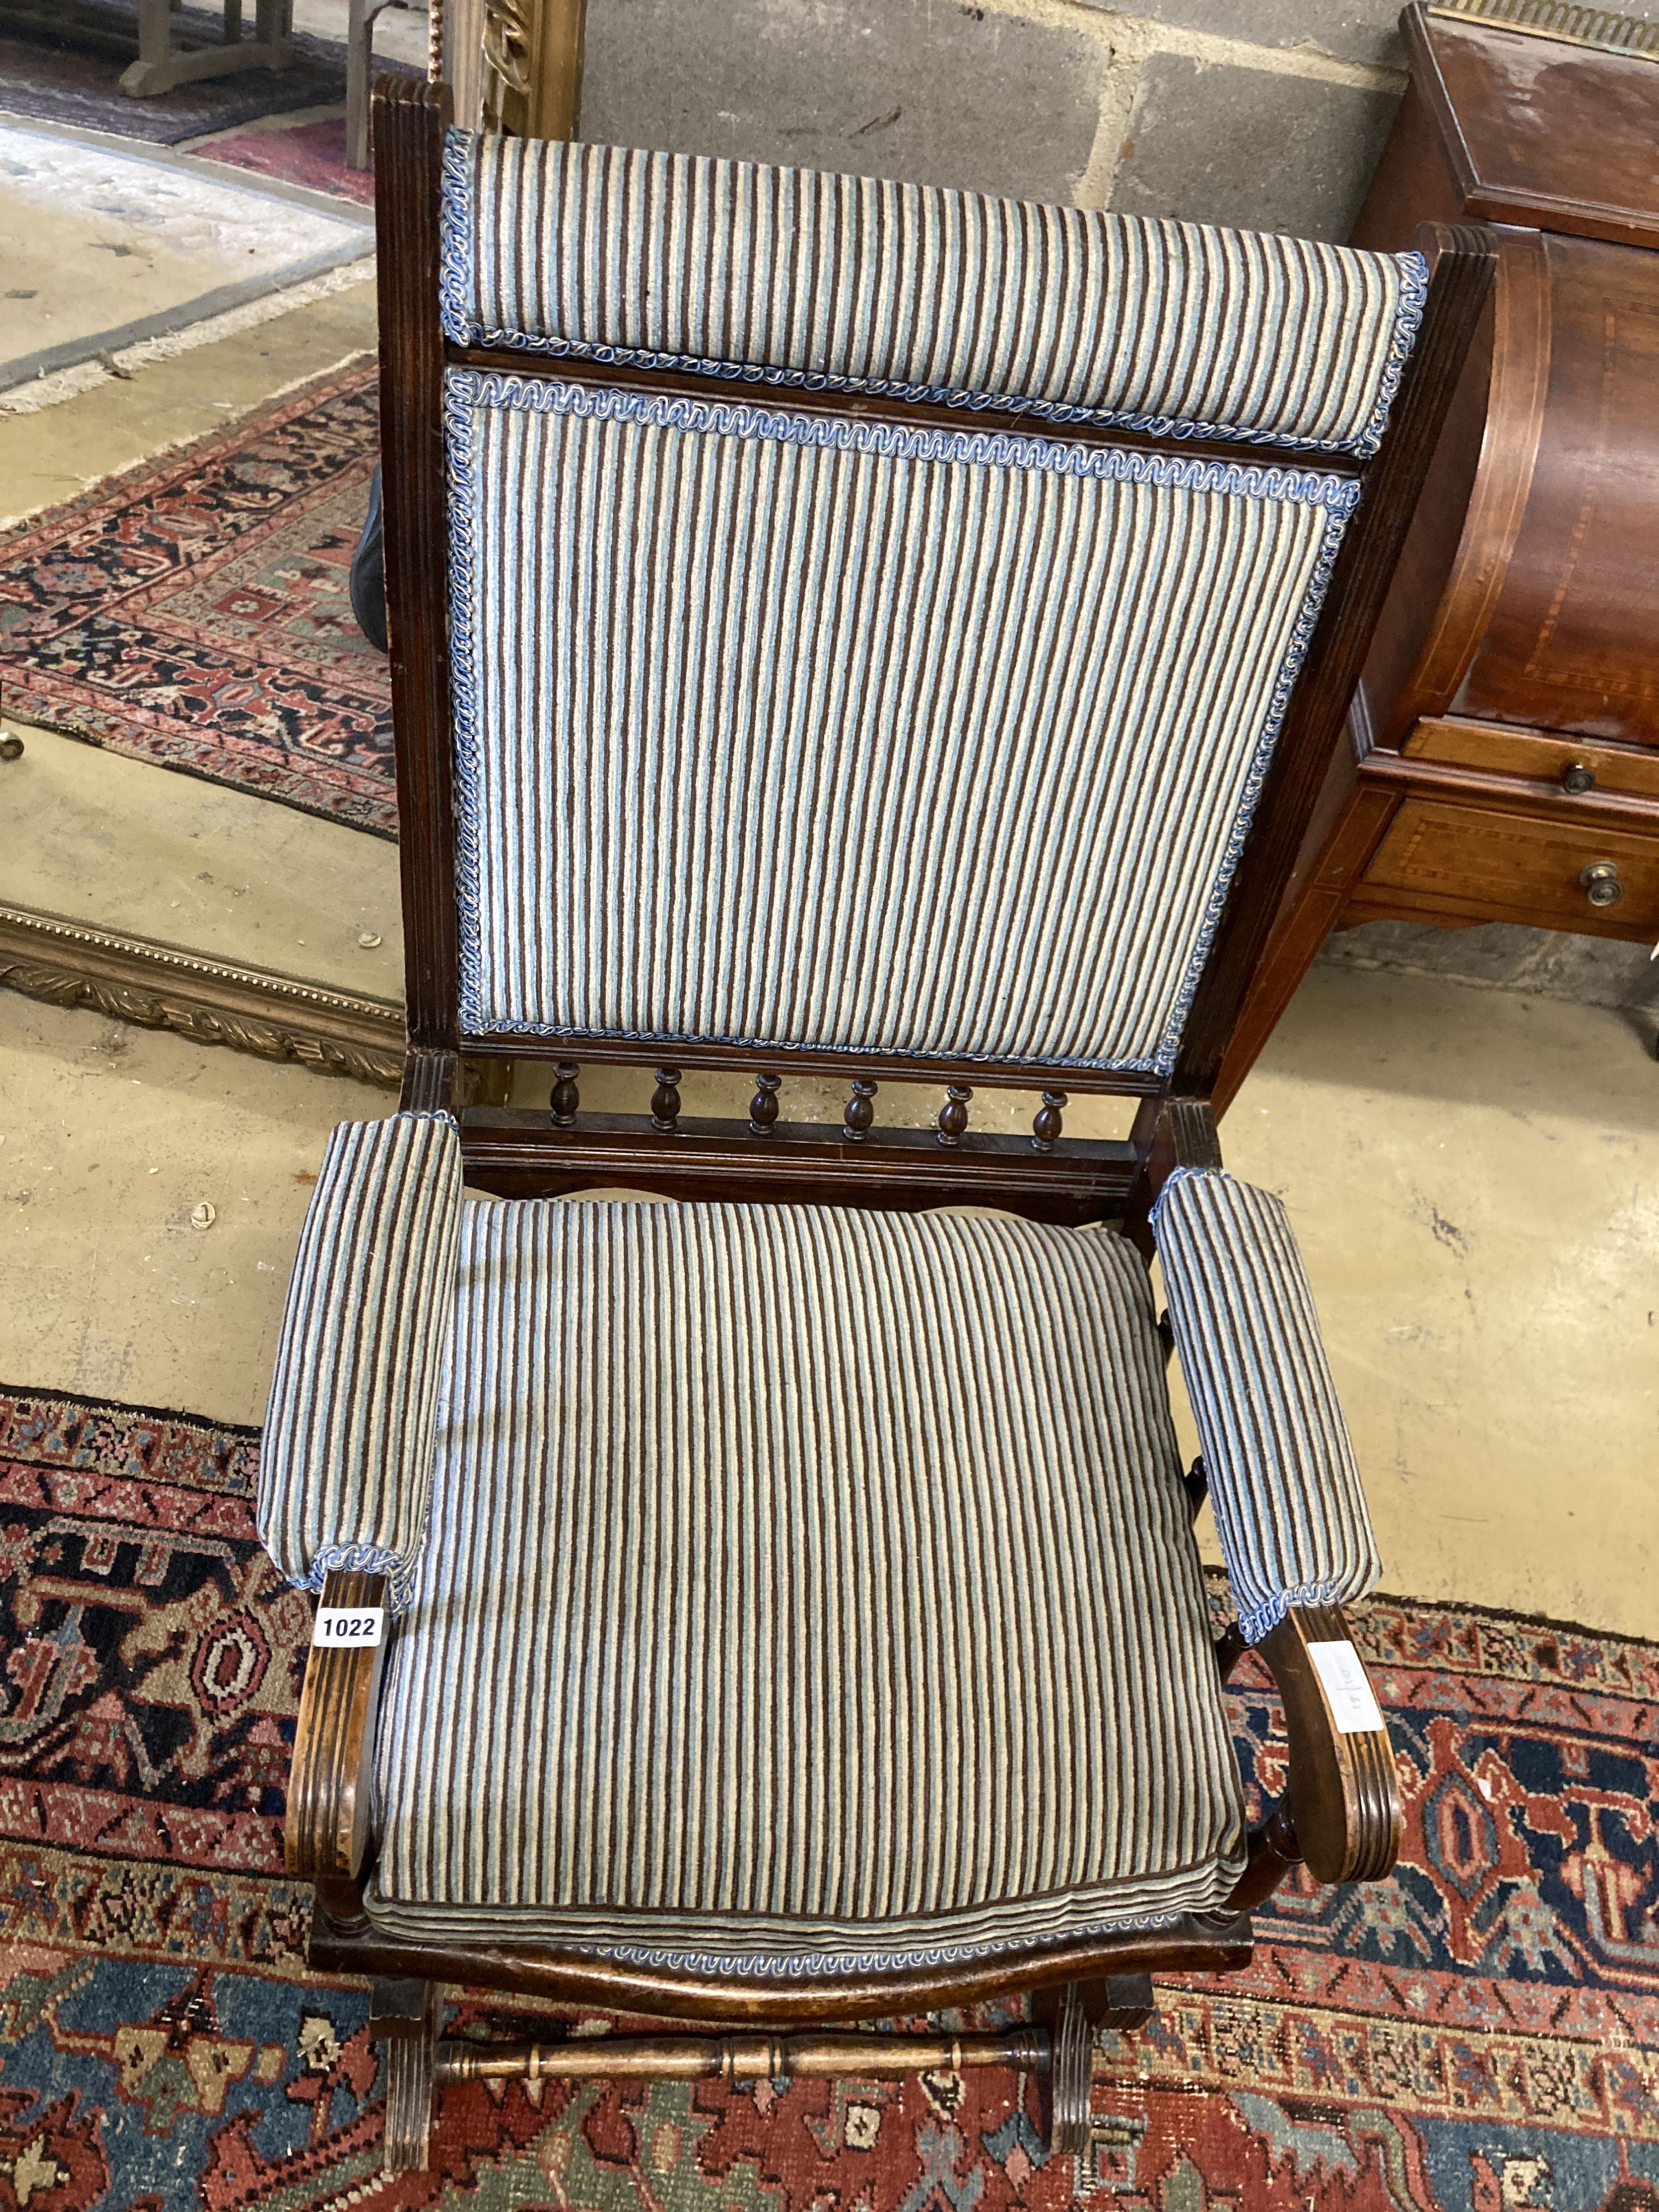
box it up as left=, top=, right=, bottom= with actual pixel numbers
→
left=286, top=74, right=1495, bottom=2167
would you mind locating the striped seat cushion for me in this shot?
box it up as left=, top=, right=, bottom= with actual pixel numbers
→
left=1153, top=1168, right=1381, bottom=1644
left=441, top=133, right=1426, bottom=457
left=366, top=1200, right=1248, bottom=1970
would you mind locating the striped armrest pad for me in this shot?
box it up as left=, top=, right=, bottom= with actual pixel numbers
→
left=441, top=131, right=1426, bottom=457
left=1152, top=1168, right=1380, bottom=1642
left=258, top=1113, right=463, bottom=1614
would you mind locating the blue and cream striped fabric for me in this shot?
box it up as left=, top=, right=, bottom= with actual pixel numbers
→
left=440, top=132, right=1425, bottom=457
left=258, top=1114, right=463, bottom=1615
left=365, top=1201, right=1248, bottom=1968
left=446, top=371, right=1353, bottom=1072
left=1152, top=1168, right=1381, bottom=1644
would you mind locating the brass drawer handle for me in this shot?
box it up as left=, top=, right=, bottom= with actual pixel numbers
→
left=1579, top=860, right=1624, bottom=908
left=1561, top=761, right=1596, bottom=795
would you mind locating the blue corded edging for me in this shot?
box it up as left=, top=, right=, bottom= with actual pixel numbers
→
left=305, top=1542, right=415, bottom=1616
left=363, top=1905, right=1214, bottom=1978
left=437, top=125, right=475, bottom=356
left=445, top=372, right=487, bottom=1042
left=1238, top=1582, right=1345, bottom=1646
left=571, top=1906, right=1187, bottom=1977
left=1355, top=250, right=1430, bottom=458
left=448, top=371, right=1360, bottom=504
left=439, top=131, right=1424, bottom=463
left=1148, top=492, right=1351, bottom=1076
left=444, top=368, right=1359, bottom=1056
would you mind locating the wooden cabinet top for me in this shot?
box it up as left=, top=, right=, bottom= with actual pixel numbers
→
left=1410, top=4, right=1659, bottom=248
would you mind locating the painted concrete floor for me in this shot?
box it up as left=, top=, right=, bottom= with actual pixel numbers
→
left=0, top=119, right=371, bottom=393
left=7, top=720, right=403, bottom=1000
left=1, top=248, right=1655, bottom=1648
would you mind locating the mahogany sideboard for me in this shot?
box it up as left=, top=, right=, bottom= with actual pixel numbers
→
left=1216, top=1, right=1659, bottom=1111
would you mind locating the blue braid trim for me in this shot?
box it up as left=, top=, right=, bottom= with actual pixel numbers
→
left=1149, top=492, right=1352, bottom=1076
left=567, top=1908, right=1188, bottom=1978
left=447, top=370, right=1360, bottom=504
left=1353, top=251, right=1430, bottom=459
left=443, top=330, right=1399, bottom=461
left=1238, top=1582, right=1347, bottom=1646
left=364, top=1905, right=1214, bottom=1978
left=305, top=1542, right=414, bottom=1617
left=444, top=372, right=488, bottom=1049
left=444, top=367, right=1359, bottom=1055
left=438, top=127, right=475, bottom=361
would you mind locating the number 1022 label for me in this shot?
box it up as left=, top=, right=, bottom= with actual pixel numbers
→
left=311, top=1606, right=385, bottom=1649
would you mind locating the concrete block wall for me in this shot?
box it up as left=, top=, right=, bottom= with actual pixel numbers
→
left=577, top=0, right=1418, bottom=244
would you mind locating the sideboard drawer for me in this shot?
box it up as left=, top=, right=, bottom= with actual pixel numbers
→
left=1404, top=716, right=1659, bottom=803
left=1361, top=800, right=1659, bottom=934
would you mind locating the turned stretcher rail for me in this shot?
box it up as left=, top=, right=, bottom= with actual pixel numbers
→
left=434, top=2027, right=1051, bottom=2085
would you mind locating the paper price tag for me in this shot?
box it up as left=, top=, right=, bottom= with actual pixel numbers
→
left=1306, top=1640, right=1385, bottom=1735
left=312, top=1606, right=385, bottom=1650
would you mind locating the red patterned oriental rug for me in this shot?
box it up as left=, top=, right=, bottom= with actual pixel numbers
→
left=1, top=1385, right=1656, bottom=2211
left=0, top=362, right=396, bottom=836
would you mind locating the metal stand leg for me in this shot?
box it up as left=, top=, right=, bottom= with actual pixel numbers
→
left=372, top=1978, right=440, bottom=2174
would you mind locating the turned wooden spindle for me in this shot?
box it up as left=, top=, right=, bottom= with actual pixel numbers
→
left=748, top=1073, right=781, bottom=1138
left=650, top=1067, right=683, bottom=1133
left=549, top=1063, right=580, bottom=1127
left=1031, top=1090, right=1068, bottom=1152
left=937, top=1083, right=972, bottom=1147
left=843, top=1078, right=878, bottom=1144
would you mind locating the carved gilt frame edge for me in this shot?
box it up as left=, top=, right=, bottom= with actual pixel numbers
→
left=0, top=902, right=405, bottom=1090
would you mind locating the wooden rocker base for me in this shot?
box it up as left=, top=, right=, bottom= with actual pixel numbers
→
left=311, top=1895, right=1251, bottom=2022
left=370, top=1978, right=441, bottom=2174
left=367, top=1970, right=1166, bottom=2173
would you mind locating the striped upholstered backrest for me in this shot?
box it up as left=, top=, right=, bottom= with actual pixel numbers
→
left=440, top=134, right=1425, bottom=1077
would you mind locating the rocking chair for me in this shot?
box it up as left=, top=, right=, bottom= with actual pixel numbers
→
left=259, top=76, right=1493, bottom=2172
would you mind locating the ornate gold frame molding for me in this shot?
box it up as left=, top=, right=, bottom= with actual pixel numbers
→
left=447, top=0, right=586, bottom=138
left=1429, top=0, right=1659, bottom=59
left=0, top=904, right=404, bottom=1089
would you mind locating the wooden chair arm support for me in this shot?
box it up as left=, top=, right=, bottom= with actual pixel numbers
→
left=285, top=1569, right=390, bottom=1890
left=1122, top=1096, right=1222, bottom=1259
left=1256, top=1603, right=1401, bottom=1885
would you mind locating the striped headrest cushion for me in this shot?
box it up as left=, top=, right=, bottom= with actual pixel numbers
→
left=440, top=131, right=1426, bottom=457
